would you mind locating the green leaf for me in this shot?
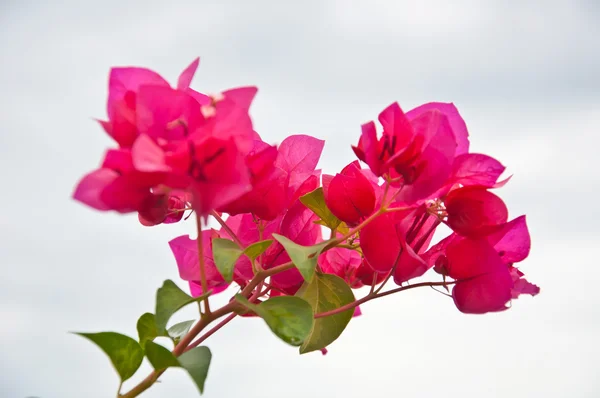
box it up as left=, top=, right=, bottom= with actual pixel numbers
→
left=136, top=313, right=165, bottom=348
left=74, top=332, right=144, bottom=382
left=300, top=187, right=341, bottom=229
left=212, top=238, right=243, bottom=282
left=296, top=273, right=355, bottom=354
left=155, top=280, right=209, bottom=334
left=236, top=295, right=314, bottom=346
left=243, top=239, right=273, bottom=261
left=272, top=234, right=329, bottom=282
left=167, top=320, right=195, bottom=343
left=178, top=346, right=212, bottom=394
left=337, top=222, right=351, bottom=236
left=145, top=341, right=181, bottom=371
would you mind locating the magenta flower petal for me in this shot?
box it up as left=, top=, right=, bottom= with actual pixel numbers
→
left=510, top=267, right=540, bottom=299
left=275, top=134, right=325, bottom=187
left=72, top=168, right=119, bottom=211
left=394, top=111, right=456, bottom=204
left=406, top=102, right=469, bottom=156
left=445, top=187, right=508, bottom=238
left=222, top=86, right=258, bottom=111
left=107, top=66, right=169, bottom=119
left=136, top=85, right=203, bottom=141
left=324, top=162, right=376, bottom=225
left=445, top=238, right=505, bottom=280
left=168, top=232, right=229, bottom=294
left=487, top=216, right=531, bottom=264
left=452, top=269, right=512, bottom=314
left=450, top=153, right=506, bottom=188
left=177, top=57, right=200, bottom=90
left=378, top=102, right=414, bottom=152
left=359, top=213, right=401, bottom=273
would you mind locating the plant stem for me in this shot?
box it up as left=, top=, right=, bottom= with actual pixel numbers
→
left=314, top=281, right=455, bottom=319
left=324, top=209, right=385, bottom=252
left=119, top=304, right=235, bottom=398
left=186, top=313, right=237, bottom=351
left=195, top=214, right=211, bottom=314
left=210, top=210, right=243, bottom=247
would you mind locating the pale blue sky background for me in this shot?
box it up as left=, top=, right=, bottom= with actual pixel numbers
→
left=1, top=1, right=599, bottom=397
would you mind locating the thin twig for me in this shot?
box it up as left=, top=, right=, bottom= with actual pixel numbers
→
left=195, top=214, right=211, bottom=314
left=210, top=210, right=243, bottom=247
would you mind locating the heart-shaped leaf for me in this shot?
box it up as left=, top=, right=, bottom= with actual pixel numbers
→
left=212, top=238, right=243, bottom=282
left=167, top=320, right=195, bottom=344
left=155, top=280, right=209, bottom=334
left=136, top=313, right=166, bottom=348
left=296, top=273, right=355, bottom=354
left=236, top=295, right=313, bottom=346
left=145, top=341, right=180, bottom=371
left=74, top=332, right=144, bottom=382
left=178, top=346, right=212, bottom=394
left=300, top=187, right=341, bottom=230
left=272, top=234, right=330, bottom=282
left=243, top=239, right=273, bottom=261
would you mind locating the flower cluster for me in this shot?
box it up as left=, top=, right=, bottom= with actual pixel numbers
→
left=73, top=57, right=541, bottom=397
left=74, top=58, right=539, bottom=314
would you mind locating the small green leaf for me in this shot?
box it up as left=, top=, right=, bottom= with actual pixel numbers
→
left=145, top=341, right=181, bottom=371
left=337, top=222, right=351, bottom=236
left=155, top=280, right=209, bottom=334
left=243, top=239, right=273, bottom=261
left=296, top=273, right=355, bottom=354
left=300, top=187, right=341, bottom=229
left=272, top=234, right=329, bottom=282
left=236, top=295, right=314, bottom=346
left=74, top=332, right=144, bottom=382
left=212, top=238, right=243, bottom=282
left=167, top=320, right=195, bottom=343
left=136, top=313, right=165, bottom=348
left=178, top=346, right=212, bottom=394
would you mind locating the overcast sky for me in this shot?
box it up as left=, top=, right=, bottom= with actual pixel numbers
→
left=1, top=1, right=599, bottom=397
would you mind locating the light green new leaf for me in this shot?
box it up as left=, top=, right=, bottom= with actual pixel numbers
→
left=296, top=273, right=355, bottom=354
left=272, top=234, right=330, bottom=282
left=136, top=313, right=165, bottom=348
left=178, top=346, right=212, bottom=394
left=236, top=295, right=314, bottom=346
left=243, top=239, right=273, bottom=261
left=167, top=320, right=195, bottom=343
left=145, top=341, right=180, bottom=371
left=74, top=332, right=144, bottom=382
left=300, top=187, right=341, bottom=230
left=155, top=280, right=209, bottom=334
left=212, top=238, right=243, bottom=282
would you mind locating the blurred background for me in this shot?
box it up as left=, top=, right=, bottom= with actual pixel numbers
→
left=1, top=1, right=598, bottom=397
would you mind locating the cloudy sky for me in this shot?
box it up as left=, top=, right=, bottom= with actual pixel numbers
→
left=1, top=1, right=599, bottom=397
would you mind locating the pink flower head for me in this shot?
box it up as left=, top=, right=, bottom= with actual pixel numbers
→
left=75, top=57, right=262, bottom=219
left=323, top=161, right=376, bottom=225
left=101, top=58, right=210, bottom=148
left=424, top=215, right=538, bottom=314
left=353, top=102, right=469, bottom=205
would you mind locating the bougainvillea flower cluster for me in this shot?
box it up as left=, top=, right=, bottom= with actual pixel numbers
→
left=73, top=56, right=540, bottom=397
left=74, top=57, right=539, bottom=315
